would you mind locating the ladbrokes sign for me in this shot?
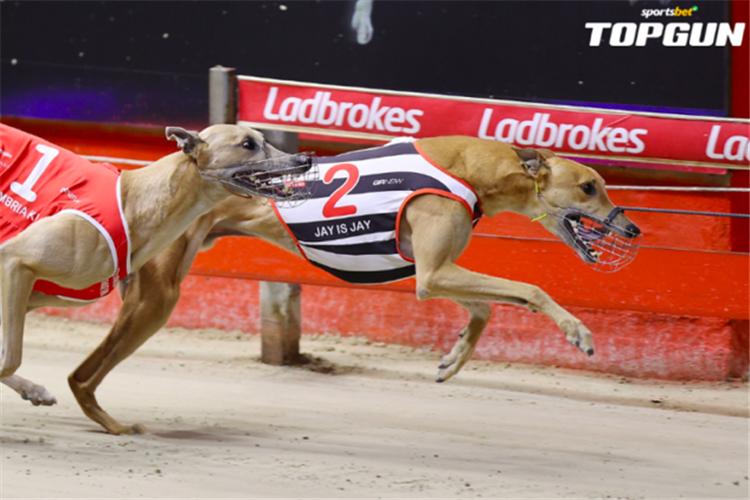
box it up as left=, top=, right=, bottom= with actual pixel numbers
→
left=238, top=76, right=750, bottom=170
left=262, top=87, right=424, bottom=134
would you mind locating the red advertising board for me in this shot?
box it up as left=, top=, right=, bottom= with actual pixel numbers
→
left=238, top=76, right=750, bottom=171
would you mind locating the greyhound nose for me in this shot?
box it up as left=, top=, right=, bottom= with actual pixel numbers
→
left=299, top=155, right=314, bottom=171
left=625, top=223, right=641, bottom=237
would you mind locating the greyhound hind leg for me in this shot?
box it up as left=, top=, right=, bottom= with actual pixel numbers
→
left=0, top=253, right=37, bottom=378
left=1, top=374, right=57, bottom=406
left=1, top=215, right=116, bottom=379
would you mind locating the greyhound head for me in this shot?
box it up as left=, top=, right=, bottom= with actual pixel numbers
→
left=166, top=125, right=317, bottom=201
left=516, top=148, right=642, bottom=272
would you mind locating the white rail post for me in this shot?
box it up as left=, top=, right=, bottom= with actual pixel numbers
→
left=209, top=66, right=303, bottom=365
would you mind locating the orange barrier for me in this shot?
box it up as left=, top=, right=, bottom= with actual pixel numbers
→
left=7, top=117, right=747, bottom=380
left=45, top=274, right=747, bottom=381
left=192, top=235, right=748, bottom=320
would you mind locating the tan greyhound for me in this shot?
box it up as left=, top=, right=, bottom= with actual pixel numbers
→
left=7, top=136, right=640, bottom=435
left=0, top=124, right=313, bottom=413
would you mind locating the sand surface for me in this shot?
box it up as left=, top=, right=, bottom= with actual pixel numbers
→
left=1, top=313, right=748, bottom=499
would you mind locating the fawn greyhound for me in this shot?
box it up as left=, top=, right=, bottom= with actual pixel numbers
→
left=0, top=123, right=313, bottom=413
left=6, top=135, right=640, bottom=435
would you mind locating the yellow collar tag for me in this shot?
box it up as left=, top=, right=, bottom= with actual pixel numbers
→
left=531, top=180, right=546, bottom=222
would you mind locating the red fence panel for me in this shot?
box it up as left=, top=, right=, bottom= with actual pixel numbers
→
left=238, top=76, right=750, bottom=172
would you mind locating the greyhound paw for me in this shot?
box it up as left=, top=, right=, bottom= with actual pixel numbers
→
left=436, top=365, right=457, bottom=383
left=563, top=320, right=595, bottom=356
left=436, top=337, right=475, bottom=383
left=130, top=423, right=148, bottom=435
left=109, top=423, right=148, bottom=436
left=21, top=386, right=57, bottom=406
left=437, top=358, right=469, bottom=383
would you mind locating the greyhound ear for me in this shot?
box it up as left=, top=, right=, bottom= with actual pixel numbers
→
left=165, top=126, right=204, bottom=157
left=536, top=148, right=556, bottom=160
left=515, top=147, right=547, bottom=178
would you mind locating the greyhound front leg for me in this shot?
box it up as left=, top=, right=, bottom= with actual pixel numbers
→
left=437, top=300, right=491, bottom=383
left=68, top=289, right=177, bottom=434
left=69, top=259, right=184, bottom=435
left=417, top=263, right=594, bottom=356
left=1, top=374, right=57, bottom=405
left=0, top=254, right=35, bottom=378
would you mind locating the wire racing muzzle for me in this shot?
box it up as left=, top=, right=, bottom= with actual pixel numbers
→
left=550, top=206, right=641, bottom=273
left=202, top=153, right=319, bottom=205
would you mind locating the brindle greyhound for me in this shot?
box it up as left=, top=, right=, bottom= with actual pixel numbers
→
left=6, top=136, right=640, bottom=435
left=0, top=124, right=312, bottom=417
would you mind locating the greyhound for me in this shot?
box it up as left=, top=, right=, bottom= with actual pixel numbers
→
left=0, top=124, right=313, bottom=413
left=8, top=135, right=640, bottom=435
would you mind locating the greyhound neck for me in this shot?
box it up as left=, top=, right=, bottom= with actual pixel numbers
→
left=416, top=137, right=543, bottom=220
left=473, top=170, right=543, bottom=220
left=119, top=154, right=228, bottom=271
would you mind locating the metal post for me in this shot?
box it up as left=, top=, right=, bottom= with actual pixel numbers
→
left=260, top=282, right=303, bottom=365
left=209, top=66, right=237, bottom=125
left=263, top=129, right=299, bottom=155
left=259, top=129, right=303, bottom=365
left=208, top=65, right=303, bottom=366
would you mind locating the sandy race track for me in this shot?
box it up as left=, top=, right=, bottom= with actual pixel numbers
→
left=1, top=313, right=748, bottom=499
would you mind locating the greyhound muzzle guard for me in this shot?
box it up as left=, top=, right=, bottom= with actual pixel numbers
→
left=552, top=207, right=640, bottom=273
left=532, top=183, right=641, bottom=273
left=202, top=153, right=319, bottom=205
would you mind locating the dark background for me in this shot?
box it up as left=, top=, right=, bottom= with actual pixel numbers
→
left=0, top=0, right=731, bottom=128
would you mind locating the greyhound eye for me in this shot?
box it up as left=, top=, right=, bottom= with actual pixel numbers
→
left=241, top=138, right=256, bottom=151
left=580, top=182, right=596, bottom=196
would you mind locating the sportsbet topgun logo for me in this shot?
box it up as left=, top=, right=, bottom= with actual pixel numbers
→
left=641, top=5, right=699, bottom=19
left=586, top=6, right=746, bottom=47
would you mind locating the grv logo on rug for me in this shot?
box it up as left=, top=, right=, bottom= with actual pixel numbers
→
left=586, top=6, right=746, bottom=47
